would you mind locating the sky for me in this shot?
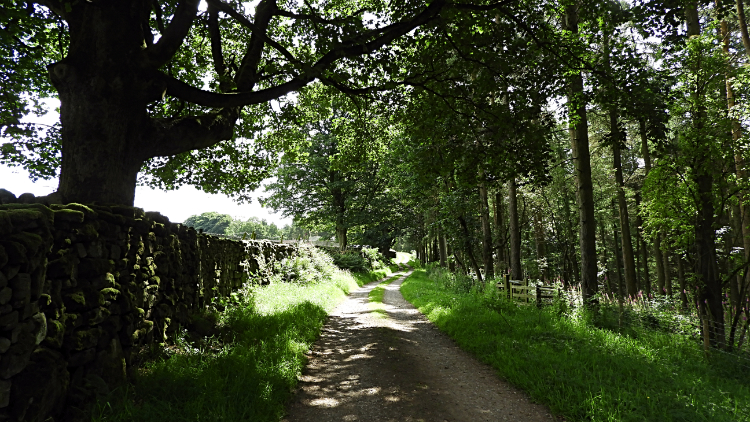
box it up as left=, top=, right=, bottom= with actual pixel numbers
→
left=2, top=94, right=293, bottom=227
left=0, top=164, right=292, bottom=226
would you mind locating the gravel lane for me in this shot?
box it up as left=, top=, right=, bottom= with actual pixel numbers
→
left=282, top=268, right=559, bottom=422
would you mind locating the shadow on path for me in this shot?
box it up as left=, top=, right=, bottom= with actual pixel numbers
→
left=283, top=270, right=558, bottom=422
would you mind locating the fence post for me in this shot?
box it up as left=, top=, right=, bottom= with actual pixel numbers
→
left=524, top=278, right=529, bottom=303
left=536, top=284, right=541, bottom=308
left=505, top=274, right=511, bottom=300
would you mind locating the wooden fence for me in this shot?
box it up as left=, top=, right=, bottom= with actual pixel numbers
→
left=496, top=275, right=559, bottom=308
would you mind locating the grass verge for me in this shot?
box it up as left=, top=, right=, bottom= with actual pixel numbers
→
left=92, top=268, right=363, bottom=422
left=400, top=269, right=750, bottom=422
left=368, top=272, right=402, bottom=317
left=351, top=267, right=393, bottom=286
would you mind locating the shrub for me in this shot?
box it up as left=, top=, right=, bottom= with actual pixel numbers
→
left=276, top=245, right=337, bottom=285
left=325, top=247, right=389, bottom=272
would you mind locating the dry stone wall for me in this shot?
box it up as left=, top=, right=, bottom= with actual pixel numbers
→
left=0, top=198, right=296, bottom=422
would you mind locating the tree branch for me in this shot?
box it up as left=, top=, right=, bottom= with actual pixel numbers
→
left=275, top=5, right=367, bottom=26
left=149, top=108, right=239, bottom=157
left=235, top=0, right=278, bottom=91
left=206, top=0, right=300, bottom=72
left=208, top=3, right=229, bottom=91
left=146, top=0, right=200, bottom=68
left=153, top=0, right=166, bottom=34
left=450, top=0, right=519, bottom=12
left=34, top=0, right=66, bottom=17
left=164, top=0, right=446, bottom=107
left=163, top=72, right=313, bottom=107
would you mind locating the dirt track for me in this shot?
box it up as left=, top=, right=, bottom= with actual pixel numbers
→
left=282, top=268, right=559, bottom=422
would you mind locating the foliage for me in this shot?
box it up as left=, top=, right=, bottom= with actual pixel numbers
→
left=263, top=85, right=405, bottom=250
left=326, top=246, right=389, bottom=273
left=225, top=216, right=281, bottom=240
left=426, top=263, right=478, bottom=294
left=182, top=211, right=311, bottom=240
left=183, top=212, right=233, bottom=235
left=275, top=245, right=337, bottom=285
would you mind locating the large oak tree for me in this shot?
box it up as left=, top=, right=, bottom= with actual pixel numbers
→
left=2, top=0, right=451, bottom=205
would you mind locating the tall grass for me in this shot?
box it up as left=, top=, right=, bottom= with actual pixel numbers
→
left=92, top=247, right=369, bottom=422
left=401, top=268, right=750, bottom=422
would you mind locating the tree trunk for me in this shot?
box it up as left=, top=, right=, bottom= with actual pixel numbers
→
left=556, top=140, right=580, bottom=287
left=635, top=192, right=650, bottom=295
left=663, top=246, right=673, bottom=296
left=336, top=224, right=348, bottom=251
left=737, top=0, right=750, bottom=58
left=332, top=185, right=347, bottom=250
left=640, top=119, right=664, bottom=297
left=566, top=3, right=598, bottom=304
left=438, top=225, right=448, bottom=267
left=493, top=189, right=508, bottom=274
left=611, top=200, right=626, bottom=301
left=722, top=12, right=750, bottom=336
left=479, top=173, right=495, bottom=279
left=53, top=3, right=162, bottom=205
left=533, top=209, right=548, bottom=282
left=508, top=178, right=522, bottom=280
left=677, top=254, right=689, bottom=310
left=599, top=217, right=615, bottom=298
left=611, top=109, right=638, bottom=297
left=688, top=3, right=725, bottom=348
left=458, top=216, right=483, bottom=283
left=51, top=0, right=235, bottom=205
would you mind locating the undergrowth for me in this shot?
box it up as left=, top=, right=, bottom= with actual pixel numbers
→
left=401, top=268, right=750, bottom=422
left=91, top=246, right=379, bottom=422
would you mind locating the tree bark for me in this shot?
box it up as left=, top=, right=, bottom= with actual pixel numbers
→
left=458, top=216, right=483, bottom=283
left=635, top=192, right=650, bottom=294
left=533, top=209, right=548, bottom=282
left=508, top=178, right=522, bottom=280
left=49, top=0, right=240, bottom=205
left=677, top=253, right=689, bottom=310
left=599, top=217, right=615, bottom=298
left=611, top=109, right=638, bottom=297
left=438, top=225, right=448, bottom=267
left=479, top=173, right=495, bottom=279
left=493, top=189, right=508, bottom=274
left=565, top=3, right=598, bottom=304
left=737, top=0, right=750, bottom=57
left=556, top=139, right=580, bottom=287
left=687, top=3, right=725, bottom=348
left=722, top=11, right=750, bottom=335
left=332, top=185, right=347, bottom=251
left=640, top=119, right=663, bottom=297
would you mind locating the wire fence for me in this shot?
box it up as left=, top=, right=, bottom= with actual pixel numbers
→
left=549, top=283, right=750, bottom=370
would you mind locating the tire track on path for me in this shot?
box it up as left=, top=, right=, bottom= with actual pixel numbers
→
left=282, top=267, right=559, bottom=422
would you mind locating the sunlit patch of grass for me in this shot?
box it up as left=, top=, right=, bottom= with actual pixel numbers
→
left=351, top=267, right=393, bottom=286
left=368, top=273, right=401, bottom=318
left=401, top=269, right=750, bottom=422
left=92, top=267, right=365, bottom=422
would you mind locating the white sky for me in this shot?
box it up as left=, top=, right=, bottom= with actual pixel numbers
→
left=1, top=99, right=292, bottom=227
left=0, top=165, right=292, bottom=226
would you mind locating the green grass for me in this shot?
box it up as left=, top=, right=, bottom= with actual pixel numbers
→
left=351, top=267, right=393, bottom=286
left=92, top=270, right=363, bottom=422
left=400, top=269, right=750, bottom=422
left=368, top=272, right=401, bottom=317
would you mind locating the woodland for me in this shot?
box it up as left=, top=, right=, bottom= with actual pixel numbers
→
left=3, top=0, right=750, bottom=372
